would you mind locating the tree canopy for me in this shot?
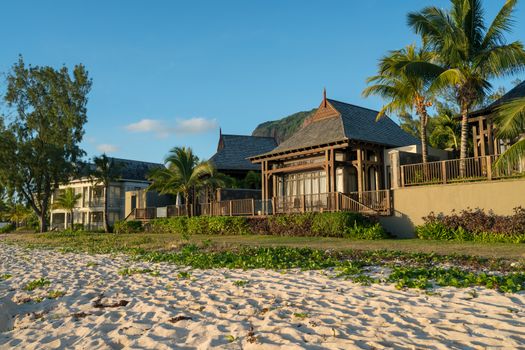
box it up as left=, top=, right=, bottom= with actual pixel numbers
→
left=0, top=57, right=91, bottom=232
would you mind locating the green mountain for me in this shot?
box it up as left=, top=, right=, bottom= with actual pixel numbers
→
left=251, top=108, right=317, bottom=144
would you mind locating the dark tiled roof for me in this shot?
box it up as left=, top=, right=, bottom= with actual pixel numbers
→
left=79, top=158, right=163, bottom=181
left=111, top=158, right=163, bottom=181
left=472, top=80, right=525, bottom=116
left=209, top=134, right=277, bottom=171
left=268, top=99, right=418, bottom=154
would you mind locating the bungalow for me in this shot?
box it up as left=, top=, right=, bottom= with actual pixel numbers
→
left=209, top=131, right=277, bottom=180
left=468, top=80, right=525, bottom=158
left=249, top=91, right=424, bottom=214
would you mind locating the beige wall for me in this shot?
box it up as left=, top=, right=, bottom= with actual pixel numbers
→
left=380, top=178, right=525, bottom=237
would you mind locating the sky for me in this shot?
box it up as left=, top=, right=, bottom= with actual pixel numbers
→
left=1, top=0, right=524, bottom=163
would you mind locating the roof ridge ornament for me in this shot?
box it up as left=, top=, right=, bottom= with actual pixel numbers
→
left=323, top=87, right=327, bottom=108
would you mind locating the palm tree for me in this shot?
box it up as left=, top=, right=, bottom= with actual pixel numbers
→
left=407, top=0, right=525, bottom=172
left=7, top=203, right=32, bottom=229
left=363, top=45, right=436, bottom=163
left=52, top=188, right=82, bottom=230
left=494, top=97, right=525, bottom=171
left=148, top=147, right=214, bottom=215
left=91, top=154, right=121, bottom=233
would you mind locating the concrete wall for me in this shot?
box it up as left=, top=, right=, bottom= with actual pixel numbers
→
left=380, top=178, right=525, bottom=238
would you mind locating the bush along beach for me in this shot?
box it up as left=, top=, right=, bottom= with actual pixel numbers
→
left=416, top=208, right=525, bottom=243
left=115, top=212, right=389, bottom=239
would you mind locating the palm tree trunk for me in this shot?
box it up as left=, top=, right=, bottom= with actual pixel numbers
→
left=459, top=105, right=469, bottom=177
left=419, top=113, right=428, bottom=164
left=70, top=210, right=74, bottom=230
left=103, top=185, right=109, bottom=233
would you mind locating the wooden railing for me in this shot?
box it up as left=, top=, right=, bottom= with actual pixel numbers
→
left=167, top=205, right=191, bottom=217
left=400, top=155, right=525, bottom=187
left=348, top=190, right=391, bottom=215
left=134, top=207, right=157, bottom=220
left=129, top=190, right=392, bottom=221
left=200, top=199, right=272, bottom=216
left=272, top=192, right=389, bottom=215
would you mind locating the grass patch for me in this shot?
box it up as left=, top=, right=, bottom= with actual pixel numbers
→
left=4, top=232, right=525, bottom=293
left=177, top=271, right=191, bottom=279
left=233, top=280, right=249, bottom=287
left=24, top=278, right=51, bottom=291
left=118, top=267, right=154, bottom=276
left=47, top=290, right=65, bottom=299
left=0, top=273, right=12, bottom=281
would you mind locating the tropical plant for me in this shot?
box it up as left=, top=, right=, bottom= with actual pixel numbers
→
left=91, top=154, right=122, bottom=232
left=407, top=0, right=525, bottom=172
left=148, top=147, right=214, bottom=215
left=52, top=188, right=82, bottom=230
left=494, top=96, right=525, bottom=171
left=363, top=45, right=436, bottom=163
left=430, top=103, right=461, bottom=151
left=0, top=57, right=91, bottom=232
left=7, top=203, right=33, bottom=228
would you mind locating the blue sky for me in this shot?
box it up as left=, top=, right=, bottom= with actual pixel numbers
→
left=1, top=0, right=524, bottom=163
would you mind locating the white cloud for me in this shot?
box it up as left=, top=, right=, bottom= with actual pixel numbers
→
left=125, top=117, right=218, bottom=138
left=125, top=119, right=163, bottom=133
left=96, top=144, right=119, bottom=153
left=174, top=117, right=218, bottom=134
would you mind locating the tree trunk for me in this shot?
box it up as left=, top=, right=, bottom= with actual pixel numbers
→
left=459, top=104, right=469, bottom=177
left=103, top=185, right=109, bottom=233
left=70, top=210, right=74, bottom=230
left=419, top=112, right=428, bottom=164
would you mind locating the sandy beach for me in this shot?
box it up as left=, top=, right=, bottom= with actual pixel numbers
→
left=0, top=243, right=524, bottom=349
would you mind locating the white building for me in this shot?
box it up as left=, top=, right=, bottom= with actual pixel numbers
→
left=50, top=158, right=162, bottom=230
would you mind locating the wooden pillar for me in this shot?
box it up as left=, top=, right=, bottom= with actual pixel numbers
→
left=330, top=148, right=336, bottom=192
left=356, top=147, right=363, bottom=193
left=325, top=150, right=330, bottom=193
left=261, top=161, right=267, bottom=202
left=374, top=165, right=380, bottom=191
left=479, top=119, right=486, bottom=157
left=487, top=119, right=494, bottom=155
left=472, top=125, right=479, bottom=158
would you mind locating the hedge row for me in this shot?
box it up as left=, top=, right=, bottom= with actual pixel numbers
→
left=416, top=207, right=525, bottom=243
left=115, top=212, right=388, bottom=240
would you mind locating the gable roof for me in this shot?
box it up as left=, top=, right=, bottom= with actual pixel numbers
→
left=471, top=80, right=525, bottom=116
left=79, top=158, right=163, bottom=182
left=259, top=98, right=418, bottom=156
left=110, top=158, right=164, bottom=181
left=209, top=134, right=277, bottom=171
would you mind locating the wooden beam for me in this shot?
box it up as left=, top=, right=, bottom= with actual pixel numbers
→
left=250, top=142, right=349, bottom=163
left=472, top=125, right=479, bottom=158
left=325, top=150, right=330, bottom=193
left=267, top=162, right=324, bottom=175
left=479, top=118, right=486, bottom=157
left=356, top=147, right=363, bottom=193
left=330, top=148, right=336, bottom=192
left=487, top=119, right=494, bottom=155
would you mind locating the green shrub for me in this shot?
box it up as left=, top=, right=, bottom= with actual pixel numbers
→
left=312, top=212, right=370, bottom=237
left=416, top=217, right=525, bottom=243
left=267, top=213, right=316, bottom=236
left=187, top=216, right=209, bottom=236
left=0, top=223, right=15, bottom=234
left=346, top=222, right=388, bottom=240
left=416, top=221, right=455, bottom=241
left=149, top=217, right=188, bottom=235
left=114, top=220, right=143, bottom=234
left=206, top=216, right=250, bottom=235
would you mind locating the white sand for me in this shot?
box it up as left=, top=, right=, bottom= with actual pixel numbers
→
left=0, top=243, right=524, bottom=349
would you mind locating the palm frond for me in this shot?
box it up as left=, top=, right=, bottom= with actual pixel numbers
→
left=495, top=97, right=525, bottom=139
left=475, top=42, right=525, bottom=78
left=482, top=0, right=517, bottom=48
left=493, top=138, right=525, bottom=171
